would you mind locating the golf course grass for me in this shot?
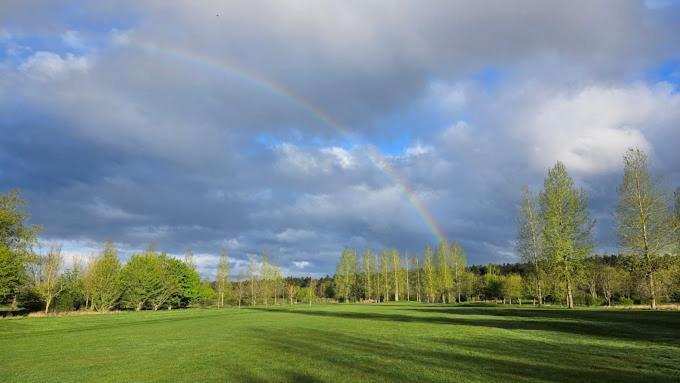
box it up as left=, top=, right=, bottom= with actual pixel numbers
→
left=2, top=303, right=679, bottom=382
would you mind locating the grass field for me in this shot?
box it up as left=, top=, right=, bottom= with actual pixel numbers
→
left=2, top=303, right=679, bottom=382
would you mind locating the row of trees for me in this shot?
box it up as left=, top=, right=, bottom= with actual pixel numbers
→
left=335, top=242, right=468, bottom=303
left=517, top=148, right=679, bottom=309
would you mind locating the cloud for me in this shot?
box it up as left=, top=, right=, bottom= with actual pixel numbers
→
left=19, top=51, right=89, bottom=80
left=1, top=1, right=680, bottom=276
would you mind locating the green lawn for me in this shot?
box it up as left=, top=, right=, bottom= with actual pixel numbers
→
left=2, top=303, right=679, bottom=382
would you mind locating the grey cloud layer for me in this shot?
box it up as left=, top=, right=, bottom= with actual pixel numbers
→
left=1, top=1, right=679, bottom=275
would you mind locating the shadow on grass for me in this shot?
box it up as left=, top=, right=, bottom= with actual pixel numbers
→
left=251, top=306, right=680, bottom=346
left=248, top=326, right=679, bottom=383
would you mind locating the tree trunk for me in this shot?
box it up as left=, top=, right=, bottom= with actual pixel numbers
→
left=566, top=277, right=574, bottom=309
left=648, top=271, right=657, bottom=310
left=44, top=297, right=52, bottom=314
left=11, top=294, right=18, bottom=310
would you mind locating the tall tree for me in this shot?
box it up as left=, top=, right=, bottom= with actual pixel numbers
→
left=336, top=248, right=356, bottom=302
left=35, top=246, right=65, bottom=313
left=86, top=240, right=122, bottom=311
left=120, top=252, right=165, bottom=311
left=248, top=255, right=257, bottom=305
left=391, top=249, right=400, bottom=302
left=380, top=250, right=390, bottom=302
left=423, top=246, right=435, bottom=303
left=260, top=250, right=272, bottom=305
left=675, top=187, right=680, bottom=253
left=517, top=186, right=545, bottom=305
left=616, top=148, right=677, bottom=309
left=404, top=251, right=410, bottom=301
left=436, top=241, right=452, bottom=303
left=540, top=162, right=593, bottom=309
left=236, top=268, right=245, bottom=308
left=215, top=247, right=231, bottom=308
left=362, top=249, right=372, bottom=301
left=412, top=255, right=421, bottom=302
left=0, top=190, right=40, bottom=308
left=450, top=241, right=467, bottom=303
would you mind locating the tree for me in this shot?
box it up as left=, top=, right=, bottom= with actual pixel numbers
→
left=215, top=248, right=231, bottom=308
left=86, top=240, right=122, bottom=311
left=308, top=278, right=316, bottom=306
left=380, top=250, right=390, bottom=302
left=148, top=253, right=179, bottom=311
left=404, top=251, right=410, bottom=301
left=450, top=241, right=467, bottom=303
left=423, top=246, right=435, bottom=303
left=436, top=241, right=451, bottom=303
left=616, top=148, right=677, bottom=309
left=362, top=249, right=372, bottom=301
left=248, top=255, right=257, bottom=305
left=412, top=255, right=422, bottom=302
left=391, top=249, right=401, bottom=302
left=600, top=265, right=626, bottom=307
left=236, top=268, right=245, bottom=308
left=120, top=252, right=164, bottom=311
left=260, top=250, right=272, bottom=305
left=502, top=274, right=523, bottom=304
left=35, top=246, right=65, bottom=313
left=540, top=162, right=593, bottom=309
left=336, top=247, right=356, bottom=302
left=517, top=186, right=545, bottom=305
left=0, top=190, right=40, bottom=308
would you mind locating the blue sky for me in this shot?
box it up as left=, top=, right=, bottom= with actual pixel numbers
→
left=1, top=1, right=680, bottom=276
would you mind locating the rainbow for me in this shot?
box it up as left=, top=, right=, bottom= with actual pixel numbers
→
left=9, top=30, right=448, bottom=244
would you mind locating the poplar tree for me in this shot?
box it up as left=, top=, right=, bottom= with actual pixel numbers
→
left=675, top=188, right=680, bottom=252
left=450, top=241, right=467, bottom=303
left=539, top=162, right=593, bottom=309
left=236, top=268, right=245, bottom=308
left=616, top=148, right=677, bottom=309
left=336, top=248, right=356, bottom=302
left=391, top=249, right=400, bottom=302
left=404, top=251, right=410, bottom=301
left=517, top=186, right=545, bottom=305
left=215, top=247, right=230, bottom=308
left=248, top=255, right=257, bottom=305
left=423, top=246, right=435, bottom=303
left=261, top=251, right=271, bottom=305
left=436, top=241, right=452, bottom=303
left=412, top=255, right=421, bottom=302
left=380, top=250, right=390, bottom=302
left=184, top=247, right=196, bottom=269
left=362, top=249, right=372, bottom=301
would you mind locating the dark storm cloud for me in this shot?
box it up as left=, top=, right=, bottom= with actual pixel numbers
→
left=1, top=1, right=680, bottom=275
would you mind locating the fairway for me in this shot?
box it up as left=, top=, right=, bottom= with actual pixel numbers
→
left=2, top=304, right=679, bottom=382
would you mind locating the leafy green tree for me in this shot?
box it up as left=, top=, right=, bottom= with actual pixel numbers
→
left=412, top=254, right=422, bottom=302
left=215, top=247, right=231, bottom=308
left=616, top=148, right=677, bottom=309
left=248, top=255, right=257, bottom=305
left=35, top=247, right=66, bottom=313
left=120, top=252, right=165, bottom=311
left=423, top=246, right=435, bottom=303
left=0, top=190, right=40, bottom=308
left=362, top=249, right=372, bottom=301
left=380, top=250, right=390, bottom=302
left=55, top=267, right=85, bottom=311
left=391, top=249, right=401, bottom=301
left=517, top=186, right=545, bottom=305
left=336, top=247, right=356, bottom=302
left=166, top=255, right=200, bottom=309
left=148, top=253, right=179, bottom=310
left=540, top=162, right=593, bottom=308
left=450, top=241, right=467, bottom=303
left=86, top=240, right=122, bottom=311
left=436, top=241, right=451, bottom=303
left=502, top=274, right=523, bottom=304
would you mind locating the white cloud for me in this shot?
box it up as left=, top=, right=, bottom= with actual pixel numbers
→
left=293, top=260, right=311, bottom=269
left=513, top=83, right=680, bottom=174
left=19, top=51, right=89, bottom=80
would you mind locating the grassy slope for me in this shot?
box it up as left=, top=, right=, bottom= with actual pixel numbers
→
left=1, top=303, right=679, bottom=383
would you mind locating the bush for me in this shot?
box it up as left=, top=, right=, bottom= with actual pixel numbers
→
left=617, top=297, right=634, bottom=306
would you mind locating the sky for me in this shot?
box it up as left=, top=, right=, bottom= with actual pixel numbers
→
left=1, top=1, right=680, bottom=277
